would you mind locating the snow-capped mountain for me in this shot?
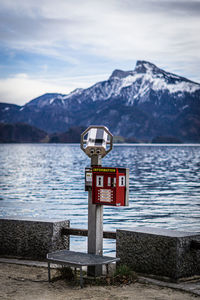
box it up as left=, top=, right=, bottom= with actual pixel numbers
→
left=1, top=61, right=200, bottom=142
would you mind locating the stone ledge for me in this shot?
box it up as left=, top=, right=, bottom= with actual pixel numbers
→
left=116, top=227, right=200, bottom=280
left=0, top=218, right=70, bottom=260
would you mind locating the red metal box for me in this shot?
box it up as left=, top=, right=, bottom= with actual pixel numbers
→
left=92, top=167, right=129, bottom=206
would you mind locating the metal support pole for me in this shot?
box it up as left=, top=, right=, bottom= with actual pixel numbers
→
left=48, top=262, right=51, bottom=282
left=80, top=267, right=83, bottom=288
left=81, top=126, right=113, bottom=278
left=106, top=264, right=109, bottom=276
left=87, top=155, right=103, bottom=277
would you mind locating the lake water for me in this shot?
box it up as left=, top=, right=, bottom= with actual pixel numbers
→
left=0, top=143, right=200, bottom=255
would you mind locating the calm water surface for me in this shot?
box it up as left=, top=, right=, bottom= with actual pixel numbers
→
left=0, top=144, right=200, bottom=254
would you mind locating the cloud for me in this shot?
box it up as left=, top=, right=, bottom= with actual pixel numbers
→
left=0, top=73, right=109, bottom=105
left=1, top=0, right=200, bottom=61
left=0, top=0, right=200, bottom=104
left=0, top=74, right=61, bottom=105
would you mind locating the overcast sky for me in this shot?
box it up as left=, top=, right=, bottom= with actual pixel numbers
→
left=0, top=0, right=200, bottom=105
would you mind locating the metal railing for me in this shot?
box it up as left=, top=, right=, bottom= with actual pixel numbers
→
left=61, top=228, right=116, bottom=239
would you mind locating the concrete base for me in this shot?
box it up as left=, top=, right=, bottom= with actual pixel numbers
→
left=116, top=227, right=200, bottom=280
left=0, top=217, right=70, bottom=260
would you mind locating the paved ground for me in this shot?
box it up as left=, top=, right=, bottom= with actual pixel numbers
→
left=138, top=276, right=200, bottom=297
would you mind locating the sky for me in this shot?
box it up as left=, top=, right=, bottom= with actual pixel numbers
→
left=0, top=0, right=200, bottom=106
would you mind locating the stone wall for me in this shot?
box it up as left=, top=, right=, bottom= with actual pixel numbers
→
left=116, top=227, right=200, bottom=280
left=0, top=217, right=70, bottom=260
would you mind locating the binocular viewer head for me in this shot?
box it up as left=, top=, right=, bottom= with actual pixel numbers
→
left=81, top=126, right=113, bottom=158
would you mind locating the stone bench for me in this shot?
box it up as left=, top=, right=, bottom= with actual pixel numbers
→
left=116, top=227, right=200, bottom=280
left=0, top=217, right=70, bottom=260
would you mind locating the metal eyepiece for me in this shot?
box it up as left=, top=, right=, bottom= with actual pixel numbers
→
left=96, top=149, right=101, bottom=154
left=90, top=149, right=95, bottom=154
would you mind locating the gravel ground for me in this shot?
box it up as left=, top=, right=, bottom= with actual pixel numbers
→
left=0, top=263, right=199, bottom=300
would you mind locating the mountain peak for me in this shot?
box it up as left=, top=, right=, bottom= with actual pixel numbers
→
left=109, top=61, right=161, bottom=80
left=109, top=69, right=134, bottom=80
left=134, top=60, right=159, bottom=73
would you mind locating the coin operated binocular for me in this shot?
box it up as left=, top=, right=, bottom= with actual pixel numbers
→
left=81, top=125, right=129, bottom=207
left=80, top=125, right=113, bottom=159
